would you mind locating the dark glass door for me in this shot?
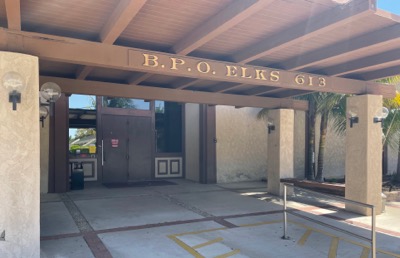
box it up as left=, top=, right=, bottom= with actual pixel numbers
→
left=102, top=115, right=153, bottom=183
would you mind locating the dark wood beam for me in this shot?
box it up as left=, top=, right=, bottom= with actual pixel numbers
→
left=172, top=0, right=275, bottom=55
left=267, top=90, right=314, bottom=98
left=76, top=0, right=148, bottom=79
left=217, top=83, right=247, bottom=93
left=39, top=76, right=309, bottom=111
left=279, top=24, right=400, bottom=71
left=173, top=78, right=200, bottom=89
left=128, top=73, right=153, bottom=85
left=232, top=0, right=373, bottom=64
left=256, top=88, right=286, bottom=96
left=4, top=0, right=21, bottom=30
left=316, top=49, right=400, bottom=76
left=0, top=29, right=394, bottom=98
left=358, top=65, right=400, bottom=81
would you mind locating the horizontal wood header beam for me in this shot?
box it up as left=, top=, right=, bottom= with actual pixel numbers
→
left=0, top=28, right=395, bottom=98
left=39, top=76, right=309, bottom=111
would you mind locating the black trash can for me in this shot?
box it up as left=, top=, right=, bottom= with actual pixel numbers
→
left=71, top=162, right=84, bottom=190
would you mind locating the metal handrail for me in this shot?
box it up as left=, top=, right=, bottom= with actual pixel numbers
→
left=282, top=183, right=376, bottom=258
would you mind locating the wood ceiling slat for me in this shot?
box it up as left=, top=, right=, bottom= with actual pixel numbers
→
left=120, top=0, right=231, bottom=46
left=21, top=0, right=118, bottom=37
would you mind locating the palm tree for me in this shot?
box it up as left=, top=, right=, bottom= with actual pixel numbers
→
left=257, top=92, right=346, bottom=181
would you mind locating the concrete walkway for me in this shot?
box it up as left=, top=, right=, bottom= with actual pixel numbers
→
left=40, top=180, right=400, bottom=258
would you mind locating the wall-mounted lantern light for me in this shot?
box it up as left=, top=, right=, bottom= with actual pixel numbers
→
left=267, top=118, right=275, bottom=134
left=347, top=109, right=359, bottom=128
left=373, top=107, right=389, bottom=128
left=2, top=71, right=26, bottom=111
left=39, top=106, right=49, bottom=128
left=39, top=82, right=61, bottom=116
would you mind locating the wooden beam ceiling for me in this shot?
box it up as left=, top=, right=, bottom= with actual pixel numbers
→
left=0, top=28, right=394, bottom=98
left=172, top=0, right=275, bottom=55
left=133, top=0, right=275, bottom=86
left=357, top=65, right=400, bottom=81
left=4, top=0, right=21, bottom=30
left=316, top=49, right=400, bottom=77
left=279, top=24, right=400, bottom=71
left=76, top=0, right=148, bottom=80
left=40, top=76, right=309, bottom=111
left=232, top=0, right=373, bottom=64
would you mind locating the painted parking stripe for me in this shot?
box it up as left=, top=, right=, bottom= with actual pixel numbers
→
left=214, top=249, right=241, bottom=258
left=328, top=237, right=339, bottom=258
left=192, top=237, right=223, bottom=249
left=297, top=229, right=313, bottom=246
left=360, top=247, right=370, bottom=258
left=168, top=235, right=203, bottom=258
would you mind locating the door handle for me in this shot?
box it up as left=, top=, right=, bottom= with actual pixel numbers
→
left=101, top=140, right=105, bottom=166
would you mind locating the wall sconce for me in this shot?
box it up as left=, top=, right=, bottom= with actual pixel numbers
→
left=2, top=71, right=26, bottom=111
left=267, top=118, right=275, bottom=134
left=373, top=107, right=389, bottom=127
left=40, top=82, right=61, bottom=116
left=347, top=109, right=359, bottom=128
left=39, top=106, right=49, bottom=127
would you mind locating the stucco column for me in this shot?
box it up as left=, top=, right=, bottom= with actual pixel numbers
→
left=0, top=52, right=40, bottom=257
left=267, top=109, right=294, bottom=196
left=345, top=95, right=383, bottom=215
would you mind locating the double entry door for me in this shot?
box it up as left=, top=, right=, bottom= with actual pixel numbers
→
left=102, top=114, right=152, bottom=183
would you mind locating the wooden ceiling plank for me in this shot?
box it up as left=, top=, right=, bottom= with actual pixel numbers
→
left=279, top=24, right=400, bottom=71
left=217, top=83, right=247, bottom=93
left=316, top=49, right=400, bottom=76
left=5, top=0, right=21, bottom=30
left=172, top=0, right=275, bottom=55
left=100, top=0, right=148, bottom=44
left=268, top=90, right=314, bottom=98
left=76, top=66, right=94, bottom=80
left=174, top=79, right=200, bottom=89
left=128, top=73, right=153, bottom=85
left=255, top=88, right=286, bottom=96
left=77, top=0, right=148, bottom=80
left=1, top=28, right=394, bottom=98
left=360, top=66, right=400, bottom=81
left=40, top=76, right=309, bottom=111
left=233, top=0, right=373, bottom=64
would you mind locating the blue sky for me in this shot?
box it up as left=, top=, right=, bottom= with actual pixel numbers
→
left=377, top=0, right=400, bottom=14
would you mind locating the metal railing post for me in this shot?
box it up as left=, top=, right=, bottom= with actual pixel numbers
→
left=282, top=184, right=288, bottom=239
left=371, top=206, right=376, bottom=258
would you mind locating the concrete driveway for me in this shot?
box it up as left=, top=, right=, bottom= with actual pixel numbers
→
left=40, top=180, right=400, bottom=258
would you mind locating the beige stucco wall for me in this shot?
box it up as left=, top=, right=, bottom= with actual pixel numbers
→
left=185, top=103, right=200, bottom=182
left=40, top=117, right=49, bottom=193
left=314, top=116, right=346, bottom=179
left=216, top=106, right=268, bottom=183
left=216, top=107, right=306, bottom=183
left=0, top=52, right=40, bottom=257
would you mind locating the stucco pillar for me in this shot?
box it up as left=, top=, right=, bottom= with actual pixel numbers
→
left=267, top=109, right=294, bottom=196
left=0, top=52, right=40, bottom=257
left=345, top=95, right=383, bottom=215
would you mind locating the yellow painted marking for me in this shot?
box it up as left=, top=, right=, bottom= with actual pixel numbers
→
left=328, top=237, right=339, bottom=258
left=360, top=247, right=370, bottom=258
left=192, top=237, right=223, bottom=249
left=168, top=235, right=204, bottom=258
left=173, top=227, right=226, bottom=237
left=239, top=219, right=283, bottom=228
left=170, top=219, right=400, bottom=258
left=297, top=229, right=312, bottom=246
left=214, top=249, right=241, bottom=258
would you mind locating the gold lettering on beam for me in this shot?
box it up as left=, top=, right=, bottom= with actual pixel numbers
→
left=170, top=58, right=185, bottom=70
left=241, top=67, right=252, bottom=79
left=197, top=61, right=211, bottom=74
left=226, top=65, right=238, bottom=77
left=143, top=54, right=159, bottom=67
left=255, top=69, right=267, bottom=80
left=270, top=71, right=280, bottom=82
left=132, top=51, right=329, bottom=89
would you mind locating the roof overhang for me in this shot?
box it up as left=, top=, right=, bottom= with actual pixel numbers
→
left=1, top=0, right=399, bottom=109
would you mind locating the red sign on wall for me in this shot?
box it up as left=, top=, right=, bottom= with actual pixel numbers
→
left=111, top=139, right=119, bottom=148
